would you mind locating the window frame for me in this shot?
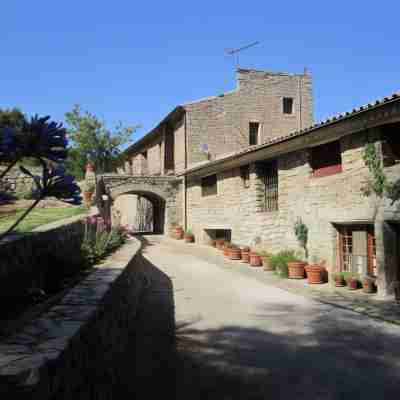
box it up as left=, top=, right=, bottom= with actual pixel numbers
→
left=249, top=122, right=260, bottom=146
left=201, top=174, right=218, bottom=197
left=283, top=97, right=294, bottom=114
left=258, top=160, right=278, bottom=212
left=337, top=225, right=376, bottom=276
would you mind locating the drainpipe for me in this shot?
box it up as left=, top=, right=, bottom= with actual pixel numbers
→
left=298, top=74, right=303, bottom=131
left=184, top=111, right=188, bottom=231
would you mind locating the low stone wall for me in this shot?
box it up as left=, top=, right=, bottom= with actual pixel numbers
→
left=0, top=215, right=86, bottom=300
left=0, top=239, right=145, bottom=399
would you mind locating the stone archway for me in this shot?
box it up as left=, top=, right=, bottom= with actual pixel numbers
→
left=98, top=174, right=182, bottom=235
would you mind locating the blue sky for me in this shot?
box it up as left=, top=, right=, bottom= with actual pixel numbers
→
left=1, top=1, right=399, bottom=143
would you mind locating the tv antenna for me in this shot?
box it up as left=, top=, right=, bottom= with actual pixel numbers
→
left=225, top=41, right=260, bottom=67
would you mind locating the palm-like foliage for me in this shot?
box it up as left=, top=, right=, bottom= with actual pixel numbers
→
left=0, top=114, right=81, bottom=239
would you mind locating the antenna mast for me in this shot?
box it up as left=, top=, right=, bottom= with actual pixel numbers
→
left=225, top=41, right=260, bottom=67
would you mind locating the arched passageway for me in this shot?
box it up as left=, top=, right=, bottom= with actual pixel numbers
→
left=113, top=191, right=165, bottom=234
left=98, top=174, right=182, bottom=235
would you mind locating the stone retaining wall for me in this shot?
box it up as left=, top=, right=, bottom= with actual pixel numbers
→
left=0, top=239, right=145, bottom=399
left=0, top=215, right=86, bottom=300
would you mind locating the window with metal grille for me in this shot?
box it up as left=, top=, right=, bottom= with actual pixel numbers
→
left=249, top=122, right=259, bottom=146
left=310, top=140, right=342, bottom=178
left=240, top=165, right=250, bottom=188
left=259, top=161, right=278, bottom=211
left=283, top=97, right=294, bottom=114
left=201, top=174, right=217, bottom=197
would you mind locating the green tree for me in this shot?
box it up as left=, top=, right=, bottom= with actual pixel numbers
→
left=64, top=105, right=137, bottom=177
left=0, top=108, right=41, bottom=168
left=0, top=108, right=27, bottom=133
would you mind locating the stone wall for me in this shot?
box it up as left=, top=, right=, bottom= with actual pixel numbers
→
left=0, top=215, right=85, bottom=300
left=122, top=68, right=313, bottom=176
left=186, top=130, right=400, bottom=294
left=0, top=239, right=160, bottom=399
left=101, top=174, right=183, bottom=234
left=185, top=69, right=313, bottom=167
left=0, top=166, right=41, bottom=197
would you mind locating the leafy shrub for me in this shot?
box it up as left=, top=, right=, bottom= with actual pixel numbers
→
left=269, top=250, right=301, bottom=278
left=81, top=216, right=127, bottom=266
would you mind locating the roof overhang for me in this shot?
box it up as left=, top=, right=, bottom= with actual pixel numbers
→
left=123, top=106, right=185, bottom=157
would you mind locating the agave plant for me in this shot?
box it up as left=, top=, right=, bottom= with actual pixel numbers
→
left=0, top=115, right=81, bottom=240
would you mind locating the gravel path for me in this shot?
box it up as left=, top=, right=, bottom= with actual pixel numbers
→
left=138, top=235, right=400, bottom=399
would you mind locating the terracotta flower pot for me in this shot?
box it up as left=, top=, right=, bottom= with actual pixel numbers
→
left=346, top=278, right=358, bottom=290
left=306, top=264, right=323, bottom=284
left=184, top=234, right=194, bottom=243
left=288, top=261, right=306, bottom=279
left=229, top=247, right=242, bottom=260
left=362, top=278, right=376, bottom=293
left=171, top=226, right=183, bottom=240
left=241, top=249, right=250, bottom=263
left=334, top=275, right=346, bottom=287
left=216, top=239, right=226, bottom=251
left=249, top=253, right=262, bottom=267
left=86, top=162, right=95, bottom=172
left=223, top=245, right=231, bottom=258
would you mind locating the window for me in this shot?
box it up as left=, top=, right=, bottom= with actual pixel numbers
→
left=141, top=151, right=148, bottom=175
left=382, top=123, right=400, bottom=166
left=258, top=160, right=278, bottom=212
left=249, top=122, right=259, bottom=146
left=310, top=140, right=342, bottom=178
left=201, top=174, right=217, bottom=197
left=240, top=165, right=250, bottom=188
left=165, top=125, right=175, bottom=171
left=283, top=97, right=294, bottom=114
left=337, top=225, right=376, bottom=276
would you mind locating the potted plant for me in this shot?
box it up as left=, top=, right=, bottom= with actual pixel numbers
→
left=294, top=217, right=309, bottom=260
left=306, top=256, right=324, bottom=284
left=229, top=244, right=242, bottom=260
left=184, top=229, right=195, bottom=243
left=288, top=258, right=307, bottom=279
left=83, top=182, right=95, bottom=206
left=345, top=273, right=359, bottom=290
left=170, top=224, right=184, bottom=239
left=260, top=251, right=273, bottom=271
left=216, top=239, right=226, bottom=251
left=249, top=250, right=263, bottom=267
left=241, top=246, right=250, bottom=263
left=223, top=242, right=232, bottom=258
left=362, top=275, right=376, bottom=293
left=332, top=272, right=346, bottom=287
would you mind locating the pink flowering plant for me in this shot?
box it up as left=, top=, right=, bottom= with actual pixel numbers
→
left=0, top=115, right=81, bottom=239
left=81, top=215, right=127, bottom=265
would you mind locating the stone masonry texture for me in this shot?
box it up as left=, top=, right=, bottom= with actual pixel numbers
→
left=124, top=69, right=313, bottom=175
left=186, top=129, right=400, bottom=295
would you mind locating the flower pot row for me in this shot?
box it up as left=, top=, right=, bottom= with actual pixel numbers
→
left=170, top=226, right=195, bottom=243
left=333, top=273, right=377, bottom=293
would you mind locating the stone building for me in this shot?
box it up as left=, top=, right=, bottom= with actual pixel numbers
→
left=116, top=68, right=313, bottom=230
left=109, top=68, right=400, bottom=296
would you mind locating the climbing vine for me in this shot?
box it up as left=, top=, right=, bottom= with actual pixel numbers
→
left=361, top=143, right=393, bottom=199
left=294, top=217, right=308, bottom=259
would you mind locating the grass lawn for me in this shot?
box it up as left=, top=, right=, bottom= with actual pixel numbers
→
left=0, top=206, right=88, bottom=234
